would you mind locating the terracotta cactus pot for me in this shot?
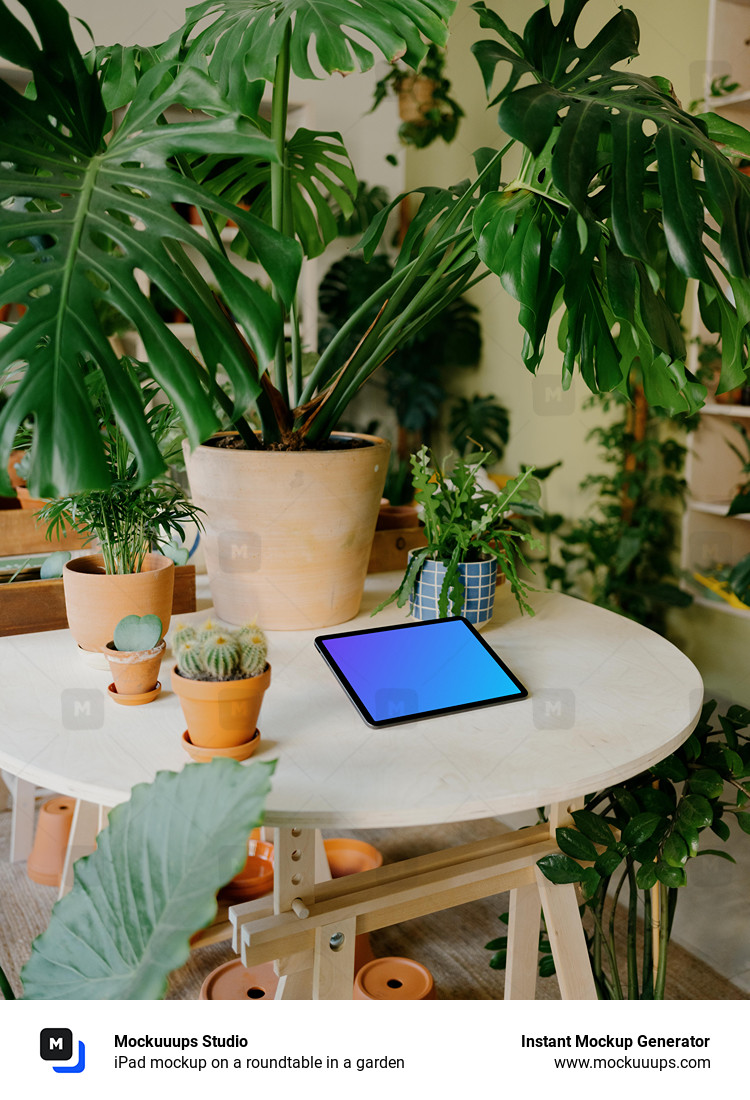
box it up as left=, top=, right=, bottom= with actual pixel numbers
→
left=63, top=552, right=174, bottom=653
left=103, top=639, right=165, bottom=699
left=171, top=663, right=271, bottom=749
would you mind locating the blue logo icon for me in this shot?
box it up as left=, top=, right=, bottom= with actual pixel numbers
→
left=40, top=1029, right=86, bottom=1074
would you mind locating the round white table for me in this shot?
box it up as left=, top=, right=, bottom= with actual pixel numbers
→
left=0, top=575, right=702, bottom=999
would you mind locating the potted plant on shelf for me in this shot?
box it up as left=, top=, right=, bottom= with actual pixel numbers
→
left=36, top=366, right=203, bottom=653
left=103, top=614, right=166, bottom=706
left=171, top=619, right=271, bottom=759
left=2, top=0, right=750, bottom=630
left=375, top=446, right=541, bottom=626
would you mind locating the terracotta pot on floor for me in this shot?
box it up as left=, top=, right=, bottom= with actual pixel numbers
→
left=171, top=663, right=271, bottom=749
left=183, top=432, right=389, bottom=629
left=27, top=797, right=75, bottom=886
left=63, top=553, right=174, bottom=653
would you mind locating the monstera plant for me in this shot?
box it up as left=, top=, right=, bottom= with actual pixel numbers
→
left=0, top=0, right=749, bottom=491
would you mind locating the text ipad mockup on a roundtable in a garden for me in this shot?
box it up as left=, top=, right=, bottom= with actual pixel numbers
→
left=314, top=616, right=528, bottom=728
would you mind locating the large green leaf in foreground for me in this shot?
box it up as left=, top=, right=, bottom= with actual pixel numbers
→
left=21, top=759, right=275, bottom=999
left=0, top=0, right=301, bottom=496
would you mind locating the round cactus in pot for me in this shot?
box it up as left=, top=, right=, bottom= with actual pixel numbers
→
left=171, top=620, right=271, bottom=755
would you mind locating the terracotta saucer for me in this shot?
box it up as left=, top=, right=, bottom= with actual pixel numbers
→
left=218, top=839, right=274, bottom=903
left=107, top=681, right=161, bottom=706
left=200, top=959, right=279, bottom=1000
left=181, top=727, right=260, bottom=762
left=324, top=837, right=383, bottom=877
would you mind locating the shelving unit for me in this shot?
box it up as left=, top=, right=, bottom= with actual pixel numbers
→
left=681, top=0, right=750, bottom=617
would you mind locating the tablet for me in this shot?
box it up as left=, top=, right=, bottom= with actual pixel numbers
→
left=315, top=617, right=528, bottom=728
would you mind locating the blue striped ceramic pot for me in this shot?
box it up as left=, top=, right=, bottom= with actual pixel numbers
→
left=410, top=555, right=497, bottom=626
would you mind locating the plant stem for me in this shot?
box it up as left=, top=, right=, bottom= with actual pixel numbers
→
left=625, top=857, right=639, bottom=999
left=642, top=888, right=654, bottom=999
left=654, top=882, right=670, bottom=999
left=270, top=23, right=292, bottom=408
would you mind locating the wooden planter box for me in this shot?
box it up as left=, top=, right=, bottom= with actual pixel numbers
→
left=367, top=526, right=427, bottom=574
left=0, top=505, right=88, bottom=556
left=0, top=565, right=197, bottom=638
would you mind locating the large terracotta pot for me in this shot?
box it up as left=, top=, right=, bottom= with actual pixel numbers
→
left=171, top=662, right=271, bottom=749
left=62, top=553, right=174, bottom=652
left=183, top=432, right=390, bottom=629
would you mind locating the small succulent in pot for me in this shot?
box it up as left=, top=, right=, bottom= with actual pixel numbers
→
left=104, top=614, right=165, bottom=703
left=374, top=446, right=542, bottom=623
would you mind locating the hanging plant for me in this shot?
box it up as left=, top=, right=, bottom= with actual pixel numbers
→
left=372, top=44, right=464, bottom=148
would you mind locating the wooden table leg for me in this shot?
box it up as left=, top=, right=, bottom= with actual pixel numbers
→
left=505, top=882, right=542, bottom=1000
left=9, top=776, right=35, bottom=863
left=534, top=867, right=597, bottom=1000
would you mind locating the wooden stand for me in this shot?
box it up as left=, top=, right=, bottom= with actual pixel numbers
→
left=229, top=809, right=598, bottom=1001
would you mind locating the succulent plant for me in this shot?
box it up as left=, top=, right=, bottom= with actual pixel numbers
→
left=175, top=620, right=268, bottom=682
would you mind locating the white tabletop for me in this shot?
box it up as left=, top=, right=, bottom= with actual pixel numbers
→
left=0, top=575, right=703, bottom=829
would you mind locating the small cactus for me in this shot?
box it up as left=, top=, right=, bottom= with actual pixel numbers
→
left=174, top=619, right=268, bottom=681
left=177, top=639, right=205, bottom=680
left=172, top=623, right=197, bottom=652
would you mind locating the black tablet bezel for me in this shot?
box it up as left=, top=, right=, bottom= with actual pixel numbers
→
left=314, top=616, right=529, bottom=728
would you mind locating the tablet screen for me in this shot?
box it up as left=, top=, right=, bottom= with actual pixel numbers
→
left=315, top=617, right=528, bottom=727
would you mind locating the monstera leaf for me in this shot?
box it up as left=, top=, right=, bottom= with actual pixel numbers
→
left=183, top=0, right=458, bottom=82
left=470, top=0, right=750, bottom=413
left=21, top=759, right=275, bottom=999
left=193, top=129, right=358, bottom=259
left=0, top=0, right=301, bottom=496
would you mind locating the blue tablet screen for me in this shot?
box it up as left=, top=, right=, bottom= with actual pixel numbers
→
left=316, top=617, right=526, bottom=726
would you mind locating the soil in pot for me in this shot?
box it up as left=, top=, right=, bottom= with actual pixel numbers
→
left=63, top=553, right=174, bottom=652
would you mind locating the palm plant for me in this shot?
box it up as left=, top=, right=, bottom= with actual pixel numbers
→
left=0, top=0, right=749, bottom=497
left=36, top=366, right=203, bottom=573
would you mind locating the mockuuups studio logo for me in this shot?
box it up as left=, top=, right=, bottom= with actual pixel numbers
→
left=533, top=689, right=575, bottom=730
left=375, top=687, right=419, bottom=720
left=218, top=530, right=261, bottom=573
left=61, top=689, right=104, bottom=730
left=40, top=1028, right=86, bottom=1074
left=532, top=374, right=575, bottom=417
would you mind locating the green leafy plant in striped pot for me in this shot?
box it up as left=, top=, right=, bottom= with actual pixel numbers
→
left=375, top=446, right=542, bottom=626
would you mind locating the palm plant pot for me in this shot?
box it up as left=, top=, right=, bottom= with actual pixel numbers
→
left=171, top=663, right=271, bottom=749
left=183, top=432, right=389, bottom=630
left=410, top=555, right=498, bottom=626
left=62, top=553, right=175, bottom=653
left=103, top=639, right=166, bottom=699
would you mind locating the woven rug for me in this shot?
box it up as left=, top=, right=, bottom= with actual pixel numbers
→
left=1, top=808, right=746, bottom=1000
